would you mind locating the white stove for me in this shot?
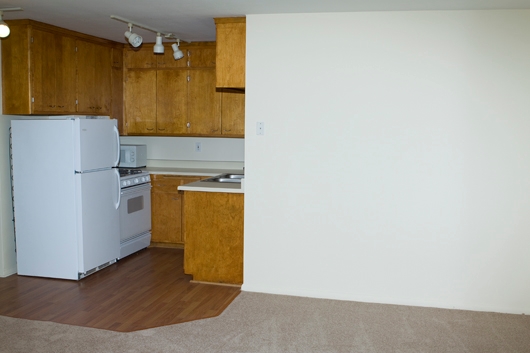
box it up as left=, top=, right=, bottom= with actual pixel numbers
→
left=117, top=168, right=151, bottom=259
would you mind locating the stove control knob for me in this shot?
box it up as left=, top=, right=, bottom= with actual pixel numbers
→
left=134, top=178, right=139, bottom=184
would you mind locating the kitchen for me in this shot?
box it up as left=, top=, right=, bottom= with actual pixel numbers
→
left=1, top=1, right=530, bottom=321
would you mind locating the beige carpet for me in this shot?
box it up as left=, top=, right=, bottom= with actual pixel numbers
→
left=1, top=291, right=529, bottom=353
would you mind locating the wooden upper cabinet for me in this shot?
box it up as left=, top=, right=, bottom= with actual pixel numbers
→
left=76, top=40, right=112, bottom=115
left=122, top=41, right=243, bottom=137
left=1, top=19, right=118, bottom=116
left=1, top=24, right=77, bottom=114
left=214, top=17, right=246, bottom=89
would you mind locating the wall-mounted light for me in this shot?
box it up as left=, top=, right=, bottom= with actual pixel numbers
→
left=153, top=33, right=164, bottom=54
left=124, top=23, right=142, bottom=47
left=0, top=7, right=23, bottom=39
left=172, top=41, right=184, bottom=60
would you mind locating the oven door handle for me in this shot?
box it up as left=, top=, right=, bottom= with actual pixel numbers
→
left=114, top=168, right=121, bottom=210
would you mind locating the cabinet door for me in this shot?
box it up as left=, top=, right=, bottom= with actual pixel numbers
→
left=94, top=44, right=112, bottom=114
left=221, top=92, right=245, bottom=136
left=156, top=70, right=188, bottom=134
left=151, top=190, right=183, bottom=244
left=124, top=48, right=157, bottom=68
left=215, top=18, right=246, bottom=89
left=188, top=69, right=221, bottom=135
left=54, top=35, right=77, bottom=113
left=31, top=29, right=57, bottom=113
left=124, top=70, right=157, bottom=134
left=111, top=47, right=124, bottom=131
left=31, top=29, right=76, bottom=113
left=183, top=192, right=244, bottom=284
left=111, top=47, right=123, bottom=68
left=150, top=175, right=202, bottom=245
left=188, top=46, right=216, bottom=68
left=76, top=40, right=112, bottom=115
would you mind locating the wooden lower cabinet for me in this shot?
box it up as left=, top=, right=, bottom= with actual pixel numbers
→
left=150, top=174, right=202, bottom=247
left=183, top=191, right=244, bottom=285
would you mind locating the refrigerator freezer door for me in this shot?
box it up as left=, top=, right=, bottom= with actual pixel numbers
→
left=74, top=118, right=120, bottom=172
left=76, top=169, right=120, bottom=273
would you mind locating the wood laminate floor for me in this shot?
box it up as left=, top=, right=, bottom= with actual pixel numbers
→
left=0, top=247, right=240, bottom=332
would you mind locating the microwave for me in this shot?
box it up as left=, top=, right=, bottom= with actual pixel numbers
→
left=119, top=144, right=147, bottom=168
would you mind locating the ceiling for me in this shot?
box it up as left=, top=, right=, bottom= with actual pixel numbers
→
left=1, top=0, right=530, bottom=43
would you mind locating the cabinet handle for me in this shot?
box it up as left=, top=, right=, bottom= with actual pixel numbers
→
left=223, top=129, right=231, bottom=132
left=146, top=127, right=154, bottom=131
left=158, top=127, right=165, bottom=131
left=172, top=198, right=179, bottom=201
left=186, top=122, right=190, bottom=128
left=211, top=129, right=219, bottom=133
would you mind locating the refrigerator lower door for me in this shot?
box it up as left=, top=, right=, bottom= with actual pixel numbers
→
left=75, top=169, right=120, bottom=274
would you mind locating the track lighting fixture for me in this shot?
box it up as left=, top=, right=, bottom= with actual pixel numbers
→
left=0, top=7, right=23, bottom=39
left=153, top=33, right=164, bottom=54
left=124, top=23, right=142, bottom=47
left=172, top=41, right=184, bottom=60
left=110, top=15, right=185, bottom=60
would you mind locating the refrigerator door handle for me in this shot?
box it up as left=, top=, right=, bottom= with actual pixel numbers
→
left=114, top=168, right=121, bottom=210
left=113, top=125, right=120, bottom=167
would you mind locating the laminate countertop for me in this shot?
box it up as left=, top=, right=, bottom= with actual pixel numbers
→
left=145, top=167, right=244, bottom=194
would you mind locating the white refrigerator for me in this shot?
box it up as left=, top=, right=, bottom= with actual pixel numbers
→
left=11, top=117, right=121, bottom=280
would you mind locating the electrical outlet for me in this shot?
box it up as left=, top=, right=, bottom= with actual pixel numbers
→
left=257, top=122, right=265, bottom=135
left=195, top=142, right=201, bottom=152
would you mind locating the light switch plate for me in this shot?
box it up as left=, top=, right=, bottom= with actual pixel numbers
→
left=257, top=122, right=264, bottom=135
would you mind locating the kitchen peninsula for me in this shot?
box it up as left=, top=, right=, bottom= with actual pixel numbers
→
left=178, top=175, right=244, bottom=286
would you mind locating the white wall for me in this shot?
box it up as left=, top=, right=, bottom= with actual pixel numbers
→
left=120, top=135, right=244, bottom=168
left=243, top=10, right=530, bottom=314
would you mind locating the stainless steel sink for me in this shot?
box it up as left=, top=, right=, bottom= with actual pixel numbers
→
left=201, top=173, right=244, bottom=183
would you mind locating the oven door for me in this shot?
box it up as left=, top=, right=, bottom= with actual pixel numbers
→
left=119, top=183, right=151, bottom=243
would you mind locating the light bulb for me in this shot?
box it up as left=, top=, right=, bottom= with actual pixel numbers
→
left=0, top=23, right=10, bottom=38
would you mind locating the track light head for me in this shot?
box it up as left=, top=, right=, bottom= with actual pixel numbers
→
left=172, top=42, right=184, bottom=60
left=124, top=24, right=142, bottom=47
left=153, top=33, right=164, bottom=54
